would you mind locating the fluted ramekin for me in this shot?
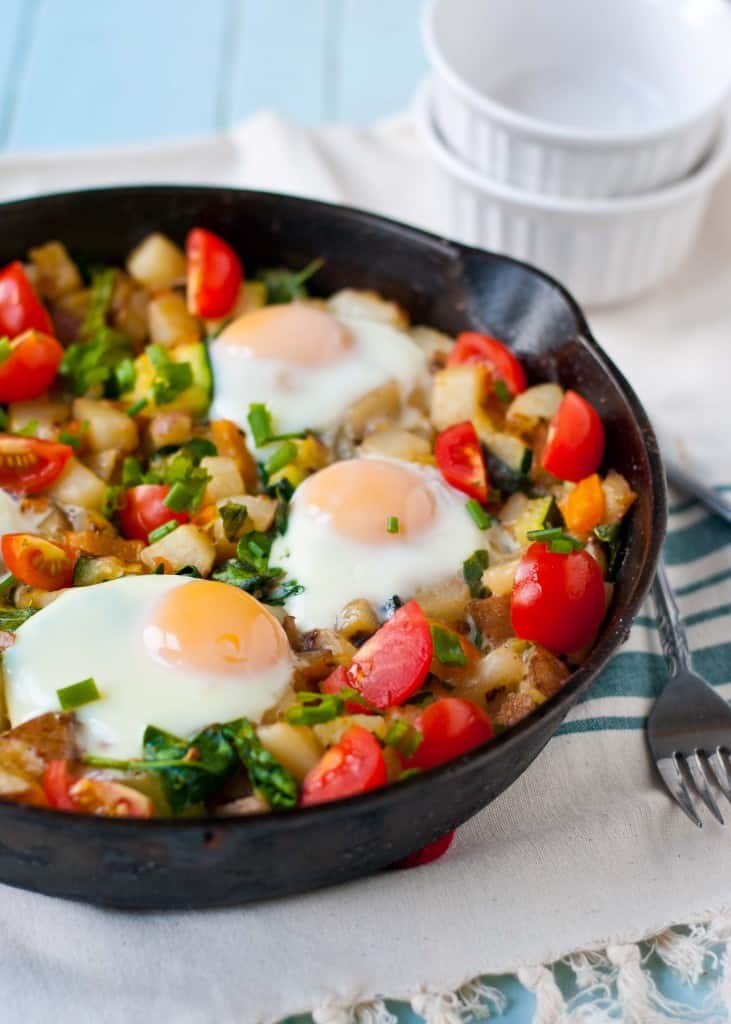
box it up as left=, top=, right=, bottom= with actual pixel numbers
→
left=423, top=0, right=731, bottom=198
left=416, top=83, right=731, bottom=307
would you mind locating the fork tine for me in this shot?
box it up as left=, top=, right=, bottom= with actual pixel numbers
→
left=707, top=750, right=731, bottom=805
left=685, top=753, right=724, bottom=825
left=656, top=757, right=703, bottom=828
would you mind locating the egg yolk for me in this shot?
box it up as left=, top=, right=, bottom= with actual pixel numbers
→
left=145, top=581, right=291, bottom=676
left=300, top=459, right=436, bottom=544
left=216, top=304, right=351, bottom=367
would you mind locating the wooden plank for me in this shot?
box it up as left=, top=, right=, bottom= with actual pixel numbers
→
left=0, top=0, right=34, bottom=147
left=7, top=0, right=228, bottom=150
left=223, top=0, right=329, bottom=128
left=335, top=0, right=426, bottom=124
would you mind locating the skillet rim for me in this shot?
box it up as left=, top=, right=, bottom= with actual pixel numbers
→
left=0, top=184, right=666, bottom=833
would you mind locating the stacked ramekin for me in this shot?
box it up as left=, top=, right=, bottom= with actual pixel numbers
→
left=419, top=0, right=731, bottom=306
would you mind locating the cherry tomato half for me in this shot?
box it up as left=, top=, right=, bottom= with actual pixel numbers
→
left=0, top=329, right=64, bottom=403
left=447, top=332, right=527, bottom=396
left=2, top=533, right=75, bottom=590
left=403, top=697, right=494, bottom=772
left=118, top=484, right=190, bottom=542
left=300, top=725, right=387, bottom=807
left=43, top=760, right=77, bottom=811
left=397, top=830, right=455, bottom=869
left=322, top=600, right=432, bottom=710
left=511, top=542, right=606, bottom=654
left=0, top=435, right=73, bottom=495
left=541, top=390, right=605, bottom=483
left=70, top=778, right=154, bottom=818
left=435, top=421, right=488, bottom=503
left=186, top=228, right=243, bottom=318
left=0, top=262, right=53, bottom=338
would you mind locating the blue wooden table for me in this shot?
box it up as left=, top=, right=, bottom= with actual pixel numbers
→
left=0, top=4, right=723, bottom=1021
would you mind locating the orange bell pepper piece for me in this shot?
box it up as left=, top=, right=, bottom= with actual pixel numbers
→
left=559, top=473, right=605, bottom=535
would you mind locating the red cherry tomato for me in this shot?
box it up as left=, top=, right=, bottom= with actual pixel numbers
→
left=321, top=601, right=433, bottom=710
left=0, top=261, right=53, bottom=338
left=186, top=228, right=243, bottom=318
left=118, top=484, right=190, bottom=542
left=300, top=725, right=387, bottom=807
left=511, top=541, right=606, bottom=654
left=541, top=390, right=605, bottom=482
left=2, top=533, right=75, bottom=590
left=0, top=329, right=64, bottom=402
left=0, top=435, right=72, bottom=495
left=447, top=331, right=527, bottom=396
left=69, top=778, right=154, bottom=818
left=397, top=830, right=455, bottom=869
left=43, top=760, right=77, bottom=811
left=435, top=421, right=489, bottom=503
left=404, top=697, right=494, bottom=772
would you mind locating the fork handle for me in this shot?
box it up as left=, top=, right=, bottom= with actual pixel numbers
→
left=652, top=560, right=692, bottom=675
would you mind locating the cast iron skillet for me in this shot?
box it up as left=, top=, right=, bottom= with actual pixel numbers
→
left=0, top=186, right=665, bottom=909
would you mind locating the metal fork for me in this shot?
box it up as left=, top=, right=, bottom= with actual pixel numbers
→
left=647, top=560, right=731, bottom=827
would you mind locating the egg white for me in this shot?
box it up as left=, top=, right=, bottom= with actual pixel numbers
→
left=269, top=458, right=487, bottom=631
left=2, top=575, right=294, bottom=759
left=208, top=313, right=429, bottom=440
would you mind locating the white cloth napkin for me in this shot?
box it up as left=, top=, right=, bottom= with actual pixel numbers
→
left=0, top=112, right=729, bottom=1024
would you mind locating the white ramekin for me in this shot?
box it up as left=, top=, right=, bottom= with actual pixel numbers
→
left=416, top=83, right=731, bottom=308
left=423, top=0, right=731, bottom=198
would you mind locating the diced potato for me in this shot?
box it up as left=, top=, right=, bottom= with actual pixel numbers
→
left=126, top=232, right=186, bottom=289
left=2, top=712, right=78, bottom=764
left=147, top=411, right=193, bottom=450
left=327, top=289, right=409, bottom=329
left=257, top=723, right=323, bottom=782
left=210, top=419, right=259, bottom=491
left=204, top=281, right=267, bottom=335
left=413, top=574, right=471, bottom=628
left=50, top=288, right=90, bottom=344
left=313, top=714, right=387, bottom=748
left=482, top=559, right=519, bottom=598
left=494, top=691, right=535, bottom=728
left=14, top=586, right=68, bottom=610
left=211, top=493, right=277, bottom=556
left=8, top=398, right=69, bottom=440
left=201, top=456, right=245, bottom=504
left=360, top=427, right=432, bottom=463
left=28, top=241, right=82, bottom=299
left=46, top=457, right=106, bottom=511
left=300, top=629, right=356, bottom=666
left=148, top=290, right=201, bottom=348
left=410, top=325, right=454, bottom=365
left=506, top=383, right=563, bottom=435
left=85, top=449, right=122, bottom=483
left=111, top=271, right=149, bottom=348
left=344, top=381, right=400, bottom=441
left=602, top=470, right=637, bottom=524
left=525, top=645, right=569, bottom=699
left=141, top=523, right=215, bottom=576
left=475, top=643, right=525, bottom=694
left=430, top=364, right=488, bottom=431
left=335, top=599, right=379, bottom=641
left=72, top=398, right=139, bottom=454
left=217, top=794, right=270, bottom=816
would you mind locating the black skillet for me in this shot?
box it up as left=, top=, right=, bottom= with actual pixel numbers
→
left=0, top=186, right=666, bottom=909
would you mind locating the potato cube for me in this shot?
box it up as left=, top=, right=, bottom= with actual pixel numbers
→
left=72, top=398, right=139, bottom=454
left=430, top=365, right=488, bottom=431
left=126, top=233, right=186, bottom=289
left=201, top=456, right=245, bottom=504
left=141, top=523, right=215, bottom=576
left=46, top=457, right=107, bottom=511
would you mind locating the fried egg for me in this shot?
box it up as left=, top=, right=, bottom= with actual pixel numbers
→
left=207, top=303, right=428, bottom=440
left=269, top=457, right=486, bottom=631
left=3, top=575, right=294, bottom=758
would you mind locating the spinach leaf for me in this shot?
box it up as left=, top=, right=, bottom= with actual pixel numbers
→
left=256, top=259, right=323, bottom=305
left=60, top=268, right=134, bottom=397
left=0, top=607, right=35, bottom=631
left=141, top=724, right=238, bottom=815
left=222, top=718, right=298, bottom=809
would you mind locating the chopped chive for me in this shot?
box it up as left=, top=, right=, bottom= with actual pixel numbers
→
left=247, top=402, right=274, bottom=446
left=57, top=677, right=101, bottom=711
left=122, top=456, right=144, bottom=487
left=265, top=441, right=298, bottom=476
left=430, top=624, right=468, bottom=667
left=58, top=430, right=81, bottom=449
left=398, top=767, right=422, bottom=782
left=384, top=720, right=423, bottom=758
left=465, top=499, right=492, bottom=530
left=163, top=481, right=197, bottom=512
left=148, top=520, right=179, bottom=544
left=15, top=419, right=38, bottom=437
left=548, top=536, right=584, bottom=554
left=526, top=526, right=563, bottom=541
left=114, top=356, right=136, bottom=395
left=0, top=338, right=12, bottom=364
left=0, top=406, right=7, bottom=430
left=386, top=515, right=400, bottom=534
left=463, top=549, right=489, bottom=598
left=493, top=379, right=511, bottom=403
left=126, top=397, right=148, bottom=417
